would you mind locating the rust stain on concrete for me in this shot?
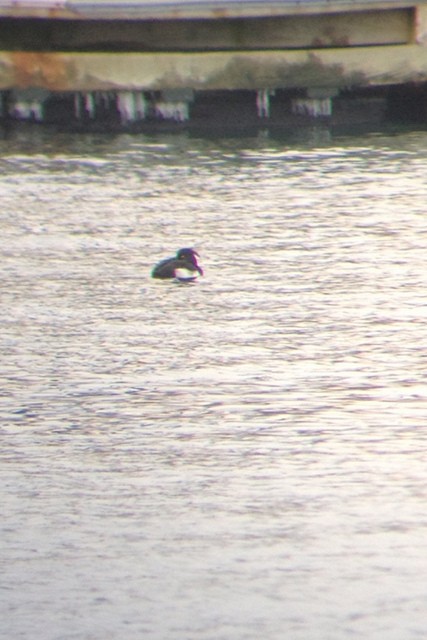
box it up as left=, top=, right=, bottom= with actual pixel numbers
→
left=10, top=52, right=74, bottom=90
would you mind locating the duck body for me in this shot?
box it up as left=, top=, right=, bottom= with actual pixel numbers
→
left=151, top=248, right=203, bottom=281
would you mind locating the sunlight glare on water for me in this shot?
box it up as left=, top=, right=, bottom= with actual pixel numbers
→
left=1, top=126, right=427, bottom=640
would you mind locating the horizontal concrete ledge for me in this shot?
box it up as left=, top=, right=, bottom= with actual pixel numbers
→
left=0, top=8, right=415, bottom=53
left=0, top=0, right=421, bottom=21
left=1, top=45, right=427, bottom=92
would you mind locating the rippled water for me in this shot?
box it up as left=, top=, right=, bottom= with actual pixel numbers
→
left=2, top=125, right=427, bottom=639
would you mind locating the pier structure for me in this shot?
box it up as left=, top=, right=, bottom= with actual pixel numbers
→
left=2, top=0, right=427, bottom=130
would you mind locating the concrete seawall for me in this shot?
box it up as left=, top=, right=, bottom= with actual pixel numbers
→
left=2, top=0, right=427, bottom=131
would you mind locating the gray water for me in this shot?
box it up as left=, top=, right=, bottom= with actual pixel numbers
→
left=2, top=125, right=427, bottom=640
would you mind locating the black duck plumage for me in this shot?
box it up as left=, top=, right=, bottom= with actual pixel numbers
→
left=151, top=248, right=203, bottom=280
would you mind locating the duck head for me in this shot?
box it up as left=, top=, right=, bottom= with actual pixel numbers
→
left=177, top=248, right=203, bottom=275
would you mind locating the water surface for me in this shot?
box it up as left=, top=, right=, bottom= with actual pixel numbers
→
left=2, top=125, right=427, bottom=639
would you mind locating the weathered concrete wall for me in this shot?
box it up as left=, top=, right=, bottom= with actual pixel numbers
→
left=1, top=45, right=427, bottom=93
left=0, top=2, right=424, bottom=93
left=1, top=0, right=427, bottom=129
